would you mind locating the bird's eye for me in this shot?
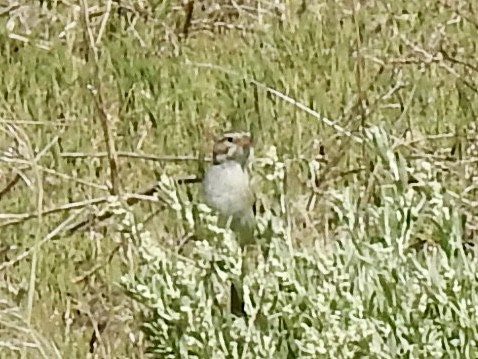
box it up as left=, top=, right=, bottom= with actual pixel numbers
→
left=226, top=137, right=233, bottom=143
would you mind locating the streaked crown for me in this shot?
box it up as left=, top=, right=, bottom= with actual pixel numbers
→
left=212, top=131, right=253, bottom=167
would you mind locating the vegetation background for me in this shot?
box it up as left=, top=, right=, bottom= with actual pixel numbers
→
left=1, top=0, right=478, bottom=357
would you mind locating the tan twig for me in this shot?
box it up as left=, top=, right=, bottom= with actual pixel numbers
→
left=399, top=35, right=478, bottom=93
left=64, top=185, right=167, bottom=234
left=0, top=120, right=65, bottom=126
left=186, top=60, right=364, bottom=143
left=440, top=48, right=478, bottom=73
left=88, top=317, right=108, bottom=355
left=0, top=174, right=22, bottom=200
left=0, top=299, right=61, bottom=358
left=0, top=160, right=108, bottom=192
left=0, top=174, right=200, bottom=229
left=439, top=0, right=478, bottom=30
left=0, top=197, right=114, bottom=223
left=5, top=125, right=44, bottom=336
left=305, top=65, right=403, bottom=210
left=0, top=210, right=84, bottom=272
left=0, top=3, right=22, bottom=16
left=38, top=166, right=108, bottom=191
left=65, top=175, right=201, bottom=234
left=181, top=0, right=195, bottom=39
left=60, top=151, right=205, bottom=162
left=82, top=0, right=120, bottom=195
left=8, top=33, right=52, bottom=51
left=95, top=0, right=112, bottom=45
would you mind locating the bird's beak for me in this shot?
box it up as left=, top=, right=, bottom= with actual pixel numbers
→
left=240, top=134, right=252, bottom=149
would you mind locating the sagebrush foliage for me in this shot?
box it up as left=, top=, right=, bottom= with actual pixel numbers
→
left=123, top=127, right=478, bottom=358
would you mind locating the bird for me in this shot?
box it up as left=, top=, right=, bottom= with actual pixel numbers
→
left=202, top=130, right=256, bottom=315
left=202, top=130, right=255, bottom=245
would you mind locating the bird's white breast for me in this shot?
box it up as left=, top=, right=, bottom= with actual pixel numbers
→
left=202, top=161, right=252, bottom=218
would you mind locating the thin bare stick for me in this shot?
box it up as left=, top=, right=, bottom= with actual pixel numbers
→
left=0, top=162, right=108, bottom=192
left=186, top=61, right=364, bottom=143
left=399, top=35, right=478, bottom=93
left=64, top=183, right=169, bottom=234
left=0, top=175, right=199, bottom=228
left=64, top=174, right=200, bottom=235
left=60, top=151, right=205, bottom=162
left=5, top=125, right=43, bottom=338
left=181, top=0, right=195, bottom=39
left=82, top=0, right=120, bottom=195
left=38, top=166, right=108, bottom=191
left=0, top=174, right=22, bottom=200
left=0, top=197, right=113, bottom=223
left=0, top=211, right=84, bottom=272
left=0, top=120, right=65, bottom=126
left=0, top=129, right=63, bottom=195
left=95, top=0, right=112, bottom=45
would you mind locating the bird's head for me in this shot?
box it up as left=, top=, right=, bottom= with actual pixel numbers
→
left=212, top=131, right=253, bottom=167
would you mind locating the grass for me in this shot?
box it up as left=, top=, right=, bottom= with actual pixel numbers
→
left=1, top=0, right=478, bottom=357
